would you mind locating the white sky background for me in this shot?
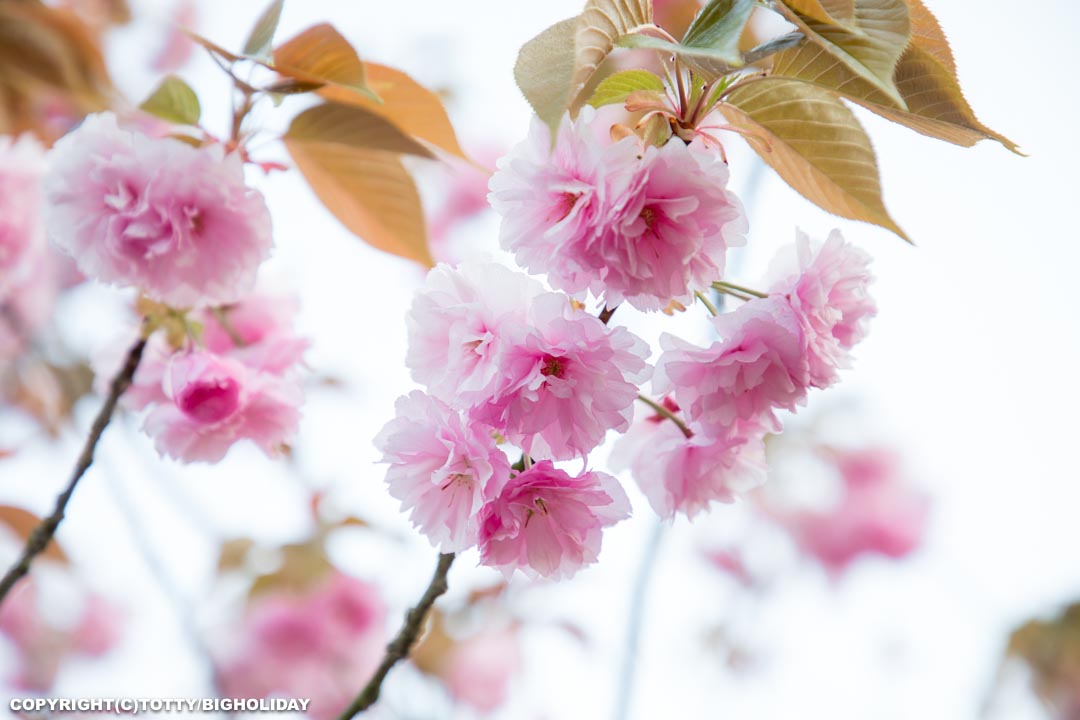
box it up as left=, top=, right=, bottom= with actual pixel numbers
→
left=1, top=0, right=1079, bottom=718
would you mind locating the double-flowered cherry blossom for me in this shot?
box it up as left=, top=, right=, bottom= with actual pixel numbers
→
left=655, top=295, right=810, bottom=436
left=769, top=448, right=928, bottom=573
left=43, top=112, right=272, bottom=308
left=375, top=390, right=511, bottom=552
left=652, top=232, right=876, bottom=450
left=406, top=262, right=650, bottom=461
left=406, top=262, right=542, bottom=407
left=477, top=460, right=630, bottom=580
left=769, top=230, right=877, bottom=388
left=471, top=292, right=650, bottom=461
left=612, top=399, right=767, bottom=519
left=489, top=110, right=745, bottom=311
left=143, top=351, right=302, bottom=463
left=384, top=261, right=643, bottom=575
left=97, top=288, right=308, bottom=464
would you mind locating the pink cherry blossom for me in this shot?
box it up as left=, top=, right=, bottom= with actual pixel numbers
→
left=142, top=351, right=301, bottom=463
left=472, top=292, right=651, bottom=460
left=217, top=572, right=385, bottom=720
left=44, top=112, right=272, bottom=307
left=612, top=400, right=767, bottom=519
left=488, top=112, right=606, bottom=287
left=769, top=230, right=876, bottom=388
left=584, top=137, right=745, bottom=310
left=442, top=627, right=521, bottom=713
left=105, top=290, right=307, bottom=413
left=654, top=296, right=809, bottom=436
left=777, top=448, right=929, bottom=573
left=0, top=580, right=121, bottom=691
left=193, top=291, right=309, bottom=375
left=374, top=390, right=511, bottom=552
left=406, top=262, right=543, bottom=407
left=477, top=460, right=630, bottom=579
left=490, top=111, right=746, bottom=311
left=0, top=135, right=46, bottom=298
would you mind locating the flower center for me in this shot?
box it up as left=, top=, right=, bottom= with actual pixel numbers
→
left=553, top=191, right=580, bottom=223
left=177, top=377, right=241, bottom=423
left=640, top=206, right=658, bottom=230
left=540, top=355, right=565, bottom=379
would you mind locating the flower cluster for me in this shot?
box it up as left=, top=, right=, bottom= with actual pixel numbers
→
left=489, top=109, right=746, bottom=311
left=44, top=113, right=305, bottom=463
left=377, top=262, right=642, bottom=578
left=770, top=447, right=929, bottom=573
left=44, top=113, right=271, bottom=308
left=216, top=572, right=386, bottom=720
left=380, top=103, right=881, bottom=569
left=618, top=230, right=877, bottom=519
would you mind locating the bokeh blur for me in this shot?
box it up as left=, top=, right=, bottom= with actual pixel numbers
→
left=1, top=0, right=1078, bottom=718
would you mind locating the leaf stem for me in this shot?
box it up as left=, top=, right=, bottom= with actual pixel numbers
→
left=335, top=553, right=456, bottom=719
left=711, top=280, right=767, bottom=299
left=635, top=395, right=692, bottom=439
left=0, top=337, right=147, bottom=606
left=693, top=290, right=719, bottom=317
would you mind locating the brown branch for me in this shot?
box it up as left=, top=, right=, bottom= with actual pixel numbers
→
left=599, top=305, right=618, bottom=325
left=0, top=337, right=147, bottom=605
left=335, top=553, right=456, bottom=719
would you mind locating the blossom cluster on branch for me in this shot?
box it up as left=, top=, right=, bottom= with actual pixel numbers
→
left=376, top=104, right=877, bottom=578
left=0, top=0, right=1018, bottom=714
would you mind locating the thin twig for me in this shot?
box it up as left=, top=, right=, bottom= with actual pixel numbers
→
left=613, top=519, right=666, bottom=720
left=636, top=395, right=693, bottom=439
left=335, top=552, right=456, bottom=719
left=0, top=337, right=147, bottom=605
left=599, top=305, right=619, bottom=325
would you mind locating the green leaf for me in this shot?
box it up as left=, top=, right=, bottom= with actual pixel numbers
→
left=681, top=0, right=755, bottom=62
left=242, top=0, right=284, bottom=58
left=514, top=16, right=579, bottom=131
left=139, top=75, right=200, bottom=126
left=615, top=0, right=754, bottom=76
left=776, top=0, right=910, bottom=106
left=587, top=69, right=665, bottom=108
left=272, top=23, right=378, bottom=102
left=283, top=103, right=434, bottom=266
left=720, top=77, right=908, bottom=241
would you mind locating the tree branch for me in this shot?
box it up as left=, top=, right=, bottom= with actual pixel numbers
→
left=335, top=552, right=456, bottom=719
left=0, top=336, right=147, bottom=605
